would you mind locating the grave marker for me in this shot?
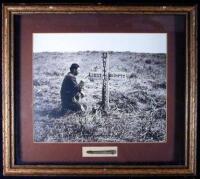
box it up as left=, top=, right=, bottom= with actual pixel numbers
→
left=88, top=52, right=127, bottom=111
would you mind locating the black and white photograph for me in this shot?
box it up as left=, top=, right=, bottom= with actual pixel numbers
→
left=33, top=33, right=167, bottom=143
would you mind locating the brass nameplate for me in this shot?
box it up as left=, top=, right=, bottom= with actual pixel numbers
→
left=82, top=146, right=118, bottom=157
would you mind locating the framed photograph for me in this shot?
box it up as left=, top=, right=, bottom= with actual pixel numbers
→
left=2, top=4, right=198, bottom=176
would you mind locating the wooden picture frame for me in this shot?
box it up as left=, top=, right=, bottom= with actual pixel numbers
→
left=2, top=3, right=198, bottom=176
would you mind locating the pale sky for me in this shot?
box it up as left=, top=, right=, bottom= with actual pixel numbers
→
left=33, top=33, right=167, bottom=53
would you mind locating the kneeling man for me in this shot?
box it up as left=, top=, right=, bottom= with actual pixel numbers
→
left=60, top=63, right=84, bottom=113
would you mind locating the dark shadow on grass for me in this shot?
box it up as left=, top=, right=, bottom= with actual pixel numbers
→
left=38, top=107, right=64, bottom=118
left=37, top=106, right=85, bottom=118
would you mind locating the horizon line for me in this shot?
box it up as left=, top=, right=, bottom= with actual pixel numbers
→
left=33, top=51, right=167, bottom=54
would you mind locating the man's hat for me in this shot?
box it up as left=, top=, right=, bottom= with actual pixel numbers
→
left=70, top=63, right=79, bottom=70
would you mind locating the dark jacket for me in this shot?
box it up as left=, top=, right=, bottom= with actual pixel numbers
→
left=60, top=72, right=82, bottom=109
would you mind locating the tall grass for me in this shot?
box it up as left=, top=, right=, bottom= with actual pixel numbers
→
left=33, top=51, right=166, bottom=142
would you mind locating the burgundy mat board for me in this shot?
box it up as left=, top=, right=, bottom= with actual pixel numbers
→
left=15, top=13, right=185, bottom=163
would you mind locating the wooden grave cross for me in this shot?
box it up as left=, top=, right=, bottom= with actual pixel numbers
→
left=89, top=52, right=127, bottom=112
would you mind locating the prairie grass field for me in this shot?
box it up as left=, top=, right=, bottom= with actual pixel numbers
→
left=33, top=51, right=167, bottom=143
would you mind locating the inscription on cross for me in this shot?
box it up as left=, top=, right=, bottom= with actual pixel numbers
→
left=89, top=52, right=127, bottom=112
